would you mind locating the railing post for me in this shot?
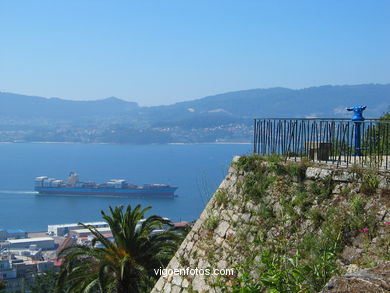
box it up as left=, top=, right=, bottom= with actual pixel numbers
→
left=253, top=119, right=257, bottom=154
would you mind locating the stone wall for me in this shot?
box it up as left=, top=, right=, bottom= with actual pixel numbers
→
left=151, top=157, right=390, bottom=293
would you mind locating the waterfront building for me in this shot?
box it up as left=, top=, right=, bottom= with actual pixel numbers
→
left=70, top=227, right=111, bottom=238
left=6, top=229, right=27, bottom=240
left=0, top=229, right=27, bottom=241
left=6, top=237, right=55, bottom=250
left=47, top=221, right=108, bottom=236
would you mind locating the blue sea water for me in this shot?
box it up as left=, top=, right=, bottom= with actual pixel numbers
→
left=0, top=143, right=250, bottom=231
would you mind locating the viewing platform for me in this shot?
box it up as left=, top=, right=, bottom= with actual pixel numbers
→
left=253, top=117, right=390, bottom=171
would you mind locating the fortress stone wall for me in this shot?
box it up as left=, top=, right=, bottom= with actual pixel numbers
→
left=152, top=157, right=390, bottom=293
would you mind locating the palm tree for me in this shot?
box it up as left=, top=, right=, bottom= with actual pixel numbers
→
left=56, top=205, right=183, bottom=293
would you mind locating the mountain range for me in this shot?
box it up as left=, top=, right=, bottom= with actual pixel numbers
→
left=0, top=84, right=389, bottom=143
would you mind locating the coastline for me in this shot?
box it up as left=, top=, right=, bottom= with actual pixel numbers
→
left=1, top=141, right=251, bottom=145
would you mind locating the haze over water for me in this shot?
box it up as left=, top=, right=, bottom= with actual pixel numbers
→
left=0, top=143, right=250, bottom=232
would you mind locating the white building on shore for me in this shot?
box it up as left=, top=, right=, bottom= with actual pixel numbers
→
left=48, top=221, right=108, bottom=236
left=5, top=237, right=55, bottom=250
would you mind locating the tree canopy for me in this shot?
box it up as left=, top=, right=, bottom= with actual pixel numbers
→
left=56, top=204, right=183, bottom=293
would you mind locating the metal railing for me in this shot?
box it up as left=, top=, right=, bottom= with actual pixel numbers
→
left=253, top=118, right=390, bottom=170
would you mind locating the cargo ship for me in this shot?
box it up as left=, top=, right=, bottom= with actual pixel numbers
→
left=34, top=172, right=177, bottom=196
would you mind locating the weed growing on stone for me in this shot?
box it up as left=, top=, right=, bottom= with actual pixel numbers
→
left=339, top=186, right=352, bottom=197
left=204, top=215, right=219, bottom=231
left=308, top=176, right=333, bottom=203
left=309, top=208, right=325, bottom=229
left=214, top=189, right=228, bottom=207
left=350, top=164, right=364, bottom=177
left=285, top=160, right=311, bottom=182
left=361, top=171, right=380, bottom=195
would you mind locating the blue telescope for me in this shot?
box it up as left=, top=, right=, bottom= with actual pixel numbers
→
left=346, top=106, right=367, bottom=156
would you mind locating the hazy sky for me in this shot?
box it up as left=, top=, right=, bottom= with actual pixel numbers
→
left=0, top=0, right=389, bottom=106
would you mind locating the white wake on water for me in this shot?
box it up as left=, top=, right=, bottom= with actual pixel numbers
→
left=0, top=190, right=38, bottom=195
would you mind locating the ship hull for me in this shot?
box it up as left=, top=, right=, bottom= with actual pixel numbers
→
left=35, top=187, right=177, bottom=196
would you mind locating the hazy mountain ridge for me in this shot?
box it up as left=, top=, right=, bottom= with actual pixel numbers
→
left=0, top=92, right=139, bottom=119
left=0, top=84, right=389, bottom=143
left=154, top=84, right=390, bottom=118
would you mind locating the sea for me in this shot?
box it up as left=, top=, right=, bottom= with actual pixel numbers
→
left=0, top=143, right=250, bottom=232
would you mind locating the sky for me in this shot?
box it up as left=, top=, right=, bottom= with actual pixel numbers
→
left=0, top=0, right=389, bottom=106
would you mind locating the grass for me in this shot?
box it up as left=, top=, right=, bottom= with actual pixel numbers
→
left=256, top=199, right=275, bottom=220
left=361, top=171, right=380, bottom=195
left=309, top=208, right=325, bottom=229
left=350, top=164, right=364, bottom=177
left=214, top=189, right=228, bottom=207
left=349, top=194, right=366, bottom=215
left=348, top=194, right=377, bottom=233
left=204, top=215, right=220, bottom=231
left=285, top=160, right=311, bottom=181
left=339, top=186, right=352, bottom=197
left=308, top=176, right=333, bottom=203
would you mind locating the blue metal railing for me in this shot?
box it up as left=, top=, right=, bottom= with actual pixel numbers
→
left=253, top=118, right=390, bottom=170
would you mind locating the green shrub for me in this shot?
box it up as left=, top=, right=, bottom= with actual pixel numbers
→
left=285, top=160, right=310, bottom=182
left=361, top=171, right=380, bottom=195
left=349, top=194, right=366, bottom=215
left=348, top=195, right=376, bottom=233
left=292, top=188, right=313, bottom=213
left=266, top=154, right=284, bottom=163
left=339, top=186, right=352, bottom=197
left=350, top=164, right=364, bottom=177
left=308, top=176, right=333, bottom=203
left=205, top=215, right=220, bottom=231
left=259, top=250, right=306, bottom=292
left=257, top=200, right=275, bottom=220
left=242, top=172, right=276, bottom=201
left=319, top=208, right=346, bottom=252
left=310, top=208, right=325, bottom=229
left=214, top=189, right=228, bottom=207
left=302, top=249, right=339, bottom=291
left=233, top=154, right=265, bottom=172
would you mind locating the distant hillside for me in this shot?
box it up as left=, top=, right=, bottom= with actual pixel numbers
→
left=0, top=92, right=139, bottom=119
left=146, top=84, right=390, bottom=121
left=0, top=84, right=389, bottom=143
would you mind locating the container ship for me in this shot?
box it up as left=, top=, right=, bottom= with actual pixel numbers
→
left=34, top=172, right=177, bottom=196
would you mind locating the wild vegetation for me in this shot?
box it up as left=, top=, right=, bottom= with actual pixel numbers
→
left=208, top=154, right=389, bottom=292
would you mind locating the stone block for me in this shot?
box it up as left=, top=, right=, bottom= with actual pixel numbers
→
left=241, top=213, right=251, bottom=223
left=192, top=275, right=206, bottom=292
left=215, top=221, right=230, bottom=238
left=306, top=167, right=332, bottom=179
left=172, top=275, right=182, bottom=287
left=186, top=241, right=194, bottom=252
left=332, top=171, right=355, bottom=182
left=169, top=256, right=180, bottom=270
left=163, top=282, right=172, bottom=293
left=182, top=278, right=189, bottom=288
left=171, top=285, right=181, bottom=293
left=321, top=262, right=390, bottom=292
